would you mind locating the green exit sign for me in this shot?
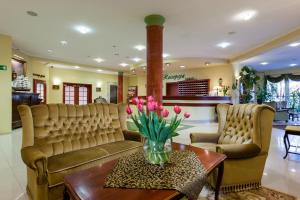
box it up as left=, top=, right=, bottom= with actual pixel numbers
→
left=0, top=65, right=7, bottom=71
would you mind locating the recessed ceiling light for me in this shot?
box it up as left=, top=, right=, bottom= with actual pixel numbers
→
left=163, top=53, right=170, bottom=58
left=74, top=66, right=80, bottom=69
left=97, top=69, right=103, bottom=72
left=47, top=49, right=53, bottom=53
left=120, top=63, right=129, bottom=67
left=60, top=40, right=68, bottom=45
left=180, top=65, right=186, bottom=68
left=132, top=57, right=142, bottom=62
left=94, top=58, right=104, bottom=63
left=165, top=63, right=170, bottom=67
left=289, top=42, right=300, bottom=47
left=290, top=168, right=296, bottom=173
left=74, top=25, right=92, bottom=34
left=290, top=63, right=297, bottom=67
left=217, top=42, right=232, bottom=48
left=234, top=10, right=257, bottom=21
left=260, top=62, right=269, bottom=65
left=26, top=11, right=38, bottom=17
left=134, top=45, right=146, bottom=51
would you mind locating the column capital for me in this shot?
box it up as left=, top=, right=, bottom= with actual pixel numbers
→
left=144, top=14, right=165, bottom=26
left=118, top=71, right=124, bottom=76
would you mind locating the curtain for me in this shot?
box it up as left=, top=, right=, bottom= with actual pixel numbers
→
left=287, top=74, right=300, bottom=81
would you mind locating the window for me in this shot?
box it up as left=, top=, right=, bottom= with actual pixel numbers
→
left=266, top=80, right=285, bottom=102
left=63, top=83, right=92, bottom=105
left=79, top=86, right=88, bottom=105
left=33, top=79, right=47, bottom=103
left=64, top=85, right=75, bottom=105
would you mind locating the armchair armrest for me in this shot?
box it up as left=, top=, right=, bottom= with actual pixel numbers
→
left=21, top=146, right=47, bottom=184
left=123, top=130, right=143, bottom=143
left=216, top=143, right=261, bottom=159
left=190, top=133, right=220, bottom=143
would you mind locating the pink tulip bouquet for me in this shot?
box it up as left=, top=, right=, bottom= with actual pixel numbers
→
left=126, top=96, right=190, bottom=165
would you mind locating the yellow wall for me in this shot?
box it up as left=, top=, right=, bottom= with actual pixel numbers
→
left=130, top=64, right=234, bottom=96
left=0, top=34, right=12, bottom=134
left=48, top=67, right=119, bottom=103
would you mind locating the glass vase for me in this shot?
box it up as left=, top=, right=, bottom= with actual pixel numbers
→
left=143, top=138, right=172, bottom=166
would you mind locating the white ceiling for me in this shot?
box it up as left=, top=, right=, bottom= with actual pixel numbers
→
left=241, top=41, right=300, bottom=71
left=1, top=0, right=300, bottom=72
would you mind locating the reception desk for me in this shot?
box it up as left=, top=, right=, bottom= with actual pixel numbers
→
left=130, top=96, right=231, bottom=122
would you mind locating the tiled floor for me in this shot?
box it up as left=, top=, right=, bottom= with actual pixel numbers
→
left=0, top=123, right=300, bottom=200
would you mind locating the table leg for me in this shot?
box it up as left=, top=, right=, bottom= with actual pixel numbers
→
left=63, top=187, right=70, bottom=200
left=283, top=133, right=289, bottom=159
left=215, top=161, right=224, bottom=200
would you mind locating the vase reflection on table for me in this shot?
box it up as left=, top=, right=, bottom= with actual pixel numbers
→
left=127, top=96, right=190, bottom=166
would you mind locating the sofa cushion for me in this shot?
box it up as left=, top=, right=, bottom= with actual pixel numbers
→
left=31, top=104, right=125, bottom=157
left=190, top=143, right=217, bottom=152
left=47, top=140, right=142, bottom=187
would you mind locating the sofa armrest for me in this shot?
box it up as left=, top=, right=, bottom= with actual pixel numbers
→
left=123, top=130, right=143, bottom=143
left=21, top=146, right=48, bottom=184
left=190, top=133, right=220, bottom=143
left=216, top=143, right=261, bottom=159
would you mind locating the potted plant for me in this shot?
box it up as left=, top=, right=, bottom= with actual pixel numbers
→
left=256, top=85, right=271, bottom=104
left=239, top=66, right=260, bottom=103
left=126, top=96, right=190, bottom=166
left=222, top=86, right=230, bottom=96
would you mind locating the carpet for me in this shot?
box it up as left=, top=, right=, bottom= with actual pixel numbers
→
left=199, top=186, right=298, bottom=200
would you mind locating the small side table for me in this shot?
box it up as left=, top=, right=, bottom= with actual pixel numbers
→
left=283, top=126, right=300, bottom=159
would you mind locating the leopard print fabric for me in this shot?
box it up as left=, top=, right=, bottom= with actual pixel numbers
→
left=105, top=150, right=207, bottom=200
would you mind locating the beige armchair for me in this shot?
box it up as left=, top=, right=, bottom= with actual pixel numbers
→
left=190, top=104, right=275, bottom=192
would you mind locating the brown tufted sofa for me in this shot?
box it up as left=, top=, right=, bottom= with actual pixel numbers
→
left=18, top=103, right=142, bottom=200
left=190, top=104, right=275, bottom=192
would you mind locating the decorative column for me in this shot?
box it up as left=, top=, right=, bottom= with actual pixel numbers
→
left=0, top=34, right=12, bottom=134
left=144, top=15, right=165, bottom=106
left=118, top=71, right=124, bottom=103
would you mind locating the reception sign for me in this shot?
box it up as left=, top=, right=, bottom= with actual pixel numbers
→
left=164, top=74, right=185, bottom=81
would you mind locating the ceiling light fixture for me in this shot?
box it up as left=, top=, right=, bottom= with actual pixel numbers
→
left=132, top=57, right=142, bottom=62
left=234, top=10, right=257, bottom=21
left=47, top=49, right=53, bottom=53
left=26, top=11, right=38, bottom=17
left=120, top=63, right=129, bottom=67
left=94, top=58, right=104, bottom=63
left=74, top=66, right=80, bottom=69
left=74, top=25, right=92, bottom=34
left=97, top=69, right=103, bottom=72
left=289, top=42, right=300, bottom=47
left=180, top=65, right=186, bottom=68
left=60, top=40, right=68, bottom=45
left=217, top=42, right=232, bottom=48
left=260, top=62, right=269, bottom=65
left=163, top=53, right=170, bottom=58
left=134, top=45, right=146, bottom=51
left=290, top=63, right=297, bottom=67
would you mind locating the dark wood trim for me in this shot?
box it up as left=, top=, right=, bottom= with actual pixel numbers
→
left=163, top=96, right=231, bottom=101
left=162, top=103, right=220, bottom=107
left=132, top=96, right=231, bottom=101
left=63, top=82, right=92, bottom=105
left=33, top=79, right=47, bottom=103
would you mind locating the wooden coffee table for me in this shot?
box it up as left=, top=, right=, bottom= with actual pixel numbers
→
left=64, top=143, right=226, bottom=200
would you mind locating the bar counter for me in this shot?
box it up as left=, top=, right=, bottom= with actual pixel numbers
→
left=130, top=96, right=231, bottom=122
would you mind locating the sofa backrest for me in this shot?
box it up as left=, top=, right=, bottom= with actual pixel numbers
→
left=217, top=104, right=275, bottom=153
left=18, top=103, right=126, bottom=157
